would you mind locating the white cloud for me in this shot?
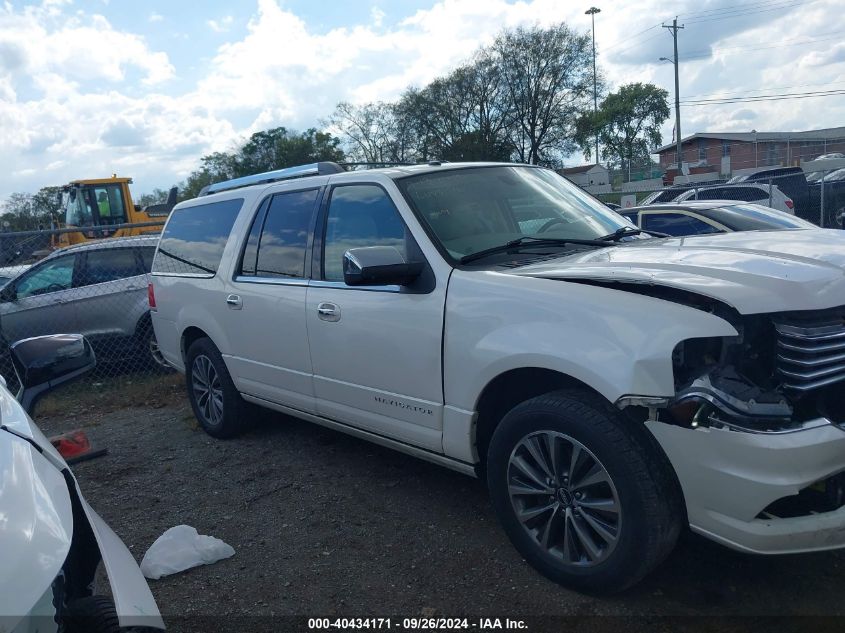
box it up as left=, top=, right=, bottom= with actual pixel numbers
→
left=208, top=15, right=234, bottom=33
left=149, top=12, right=164, bottom=23
left=1, top=0, right=845, bottom=199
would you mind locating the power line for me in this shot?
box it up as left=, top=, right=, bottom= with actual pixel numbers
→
left=683, top=0, right=807, bottom=24
left=683, top=79, right=845, bottom=100
left=678, top=0, right=810, bottom=19
left=679, top=29, right=845, bottom=60
left=681, top=88, right=845, bottom=106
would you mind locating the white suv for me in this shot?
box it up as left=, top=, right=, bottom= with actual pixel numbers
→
left=150, top=161, right=845, bottom=592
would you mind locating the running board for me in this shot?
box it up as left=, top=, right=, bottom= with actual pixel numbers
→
left=241, top=394, right=478, bottom=477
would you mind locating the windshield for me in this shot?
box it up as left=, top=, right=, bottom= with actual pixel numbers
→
left=64, top=184, right=126, bottom=226
left=397, top=166, right=633, bottom=262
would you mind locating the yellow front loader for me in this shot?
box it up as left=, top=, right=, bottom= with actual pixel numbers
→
left=57, top=176, right=176, bottom=247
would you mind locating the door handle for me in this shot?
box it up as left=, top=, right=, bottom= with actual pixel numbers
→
left=226, top=294, right=242, bottom=310
left=317, top=302, right=341, bottom=322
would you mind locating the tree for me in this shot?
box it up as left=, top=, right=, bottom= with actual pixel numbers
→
left=492, top=24, right=595, bottom=165
left=576, top=82, right=669, bottom=177
left=396, top=56, right=512, bottom=162
left=178, top=127, right=346, bottom=200
left=328, top=101, right=415, bottom=164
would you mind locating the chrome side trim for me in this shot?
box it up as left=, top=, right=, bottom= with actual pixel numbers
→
left=232, top=275, right=309, bottom=287
left=309, top=280, right=402, bottom=293
left=241, top=393, right=477, bottom=477
left=151, top=272, right=214, bottom=279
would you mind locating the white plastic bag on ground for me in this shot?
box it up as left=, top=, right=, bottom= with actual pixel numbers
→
left=140, top=525, right=235, bottom=580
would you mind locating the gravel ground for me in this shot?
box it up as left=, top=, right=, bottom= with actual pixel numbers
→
left=38, top=378, right=845, bottom=632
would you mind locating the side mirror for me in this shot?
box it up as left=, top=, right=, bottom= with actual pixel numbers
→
left=0, top=284, right=14, bottom=302
left=343, top=246, right=423, bottom=287
left=10, top=334, right=96, bottom=415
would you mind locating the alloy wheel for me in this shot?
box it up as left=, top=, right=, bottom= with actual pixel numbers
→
left=507, top=431, right=621, bottom=567
left=191, top=354, right=224, bottom=426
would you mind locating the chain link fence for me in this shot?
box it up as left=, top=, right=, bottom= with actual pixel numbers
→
left=0, top=222, right=172, bottom=400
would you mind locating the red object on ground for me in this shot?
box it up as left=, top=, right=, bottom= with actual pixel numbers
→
left=49, top=429, right=107, bottom=464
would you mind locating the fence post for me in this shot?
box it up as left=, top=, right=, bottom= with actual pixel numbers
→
left=820, top=172, right=826, bottom=228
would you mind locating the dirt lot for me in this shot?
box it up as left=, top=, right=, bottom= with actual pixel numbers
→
left=38, top=375, right=845, bottom=632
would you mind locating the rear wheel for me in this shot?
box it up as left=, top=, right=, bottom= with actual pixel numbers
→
left=486, top=389, right=681, bottom=593
left=186, top=337, right=251, bottom=438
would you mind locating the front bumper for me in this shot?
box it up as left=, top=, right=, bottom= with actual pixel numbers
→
left=646, top=418, right=845, bottom=555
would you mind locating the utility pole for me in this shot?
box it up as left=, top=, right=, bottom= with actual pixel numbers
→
left=662, top=17, right=684, bottom=177
left=586, top=7, right=601, bottom=166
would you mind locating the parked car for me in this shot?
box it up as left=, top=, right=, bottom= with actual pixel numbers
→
left=0, top=264, right=31, bottom=286
left=0, top=334, right=163, bottom=632
left=671, top=183, right=794, bottom=213
left=619, top=201, right=817, bottom=236
left=152, top=161, right=845, bottom=593
left=639, top=179, right=727, bottom=205
left=728, top=166, right=809, bottom=217
left=0, top=235, right=167, bottom=368
left=816, top=152, right=845, bottom=160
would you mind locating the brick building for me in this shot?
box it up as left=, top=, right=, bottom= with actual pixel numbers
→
left=655, top=126, right=845, bottom=182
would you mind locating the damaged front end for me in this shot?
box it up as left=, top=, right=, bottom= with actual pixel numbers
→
left=636, top=303, right=845, bottom=554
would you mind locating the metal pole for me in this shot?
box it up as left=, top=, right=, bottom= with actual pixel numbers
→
left=664, top=18, right=684, bottom=179
left=820, top=172, right=826, bottom=227
left=768, top=177, right=773, bottom=209
left=586, top=7, right=601, bottom=164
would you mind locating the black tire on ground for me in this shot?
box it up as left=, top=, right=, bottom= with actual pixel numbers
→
left=185, top=337, right=252, bottom=438
left=486, top=389, right=682, bottom=594
left=62, top=595, right=120, bottom=633
left=136, top=316, right=174, bottom=372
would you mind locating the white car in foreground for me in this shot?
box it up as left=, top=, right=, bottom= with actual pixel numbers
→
left=0, top=335, right=163, bottom=632
left=151, top=161, right=845, bottom=592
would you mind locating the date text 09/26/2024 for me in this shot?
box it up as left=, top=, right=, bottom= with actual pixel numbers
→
left=308, top=618, right=528, bottom=630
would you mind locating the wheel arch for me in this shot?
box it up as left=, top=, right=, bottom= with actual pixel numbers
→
left=473, top=367, right=605, bottom=470
left=181, top=326, right=211, bottom=364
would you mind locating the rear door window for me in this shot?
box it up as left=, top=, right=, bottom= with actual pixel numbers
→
left=153, top=198, right=243, bottom=276
left=252, top=189, right=319, bottom=279
left=82, top=248, right=148, bottom=286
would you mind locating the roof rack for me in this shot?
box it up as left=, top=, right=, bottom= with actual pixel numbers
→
left=200, top=161, right=346, bottom=196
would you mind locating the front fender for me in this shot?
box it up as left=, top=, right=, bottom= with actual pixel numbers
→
left=75, top=488, right=164, bottom=629
left=444, top=271, right=738, bottom=410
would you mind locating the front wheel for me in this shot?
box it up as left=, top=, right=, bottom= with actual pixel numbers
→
left=62, top=596, right=120, bottom=633
left=486, top=389, right=681, bottom=593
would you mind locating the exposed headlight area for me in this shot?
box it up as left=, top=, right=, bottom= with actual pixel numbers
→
left=665, top=307, right=845, bottom=434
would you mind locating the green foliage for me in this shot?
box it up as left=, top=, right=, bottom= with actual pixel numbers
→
left=178, top=127, right=346, bottom=200
left=0, top=186, right=62, bottom=231
left=576, top=82, right=669, bottom=173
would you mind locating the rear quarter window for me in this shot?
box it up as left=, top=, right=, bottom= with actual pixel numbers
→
left=153, top=198, right=243, bottom=276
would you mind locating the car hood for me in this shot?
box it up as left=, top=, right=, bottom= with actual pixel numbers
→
left=510, top=229, right=845, bottom=314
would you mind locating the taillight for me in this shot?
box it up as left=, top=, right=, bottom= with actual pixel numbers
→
left=785, top=199, right=794, bottom=209
left=148, top=283, right=157, bottom=309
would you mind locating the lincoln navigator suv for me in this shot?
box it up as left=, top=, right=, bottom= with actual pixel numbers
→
left=150, top=161, right=845, bottom=592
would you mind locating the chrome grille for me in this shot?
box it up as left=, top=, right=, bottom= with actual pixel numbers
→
left=775, top=309, right=845, bottom=391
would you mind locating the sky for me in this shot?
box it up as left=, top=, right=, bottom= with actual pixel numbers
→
left=0, top=0, right=843, bottom=198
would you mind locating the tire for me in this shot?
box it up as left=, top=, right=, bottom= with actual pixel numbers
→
left=136, top=316, right=173, bottom=372
left=185, top=337, right=251, bottom=438
left=62, top=595, right=120, bottom=633
left=486, top=389, right=682, bottom=594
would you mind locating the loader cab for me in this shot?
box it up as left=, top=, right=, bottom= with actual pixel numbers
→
left=57, top=176, right=171, bottom=248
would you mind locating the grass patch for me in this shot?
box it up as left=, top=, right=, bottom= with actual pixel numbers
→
left=35, top=371, right=187, bottom=419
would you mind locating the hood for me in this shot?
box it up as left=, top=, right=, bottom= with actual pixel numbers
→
left=510, top=229, right=845, bottom=314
